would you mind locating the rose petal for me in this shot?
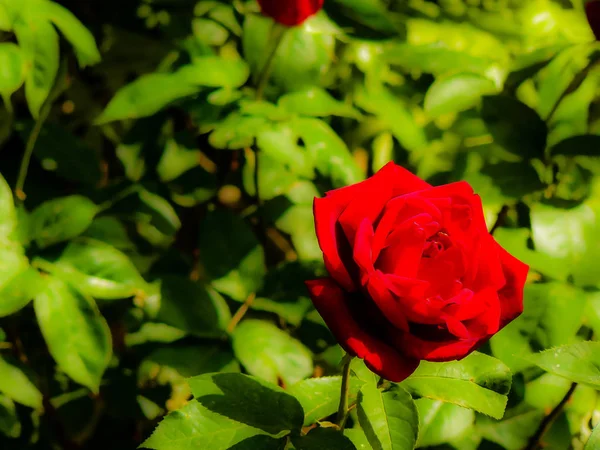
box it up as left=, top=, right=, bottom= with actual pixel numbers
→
left=314, top=197, right=357, bottom=291
left=496, top=244, right=528, bottom=327
left=305, top=278, right=419, bottom=381
left=258, top=0, right=324, bottom=26
left=400, top=332, right=481, bottom=361
left=353, top=218, right=375, bottom=284
left=365, top=270, right=410, bottom=331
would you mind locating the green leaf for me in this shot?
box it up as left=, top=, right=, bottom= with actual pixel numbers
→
left=585, top=423, right=600, bottom=450
left=40, top=0, right=100, bottom=67
left=137, top=188, right=181, bottom=236
left=243, top=14, right=333, bottom=92
left=0, top=355, right=42, bottom=409
left=357, top=383, right=419, bottom=450
left=0, top=394, right=20, bottom=438
left=96, top=72, right=200, bottom=124
left=154, top=276, right=231, bottom=337
left=279, top=88, right=360, bottom=118
left=415, top=399, right=475, bottom=448
left=530, top=196, right=600, bottom=288
left=477, top=406, right=543, bottom=450
left=47, top=238, right=148, bottom=300
left=256, top=123, right=314, bottom=179
left=547, top=66, right=600, bottom=146
left=273, top=204, right=321, bottom=262
left=292, top=117, right=363, bottom=187
left=344, top=429, right=371, bottom=450
left=13, top=15, right=59, bottom=118
left=0, top=172, right=16, bottom=242
left=537, top=43, right=599, bottom=120
left=29, top=195, right=98, bottom=248
left=383, top=43, right=493, bottom=76
left=232, top=319, right=313, bottom=386
left=141, top=399, right=286, bottom=450
left=490, top=283, right=585, bottom=372
left=494, top=228, right=566, bottom=282
left=198, top=209, right=265, bottom=301
left=526, top=342, right=600, bottom=388
left=288, top=376, right=363, bottom=426
left=355, top=85, right=427, bottom=153
left=34, top=275, right=112, bottom=392
left=0, top=267, right=47, bottom=317
left=401, top=352, right=511, bottom=419
left=176, top=56, right=249, bottom=88
left=292, top=427, right=357, bottom=449
left=424, top=73, right=498, bottom=117
left=0, top=43, right=25, bottom=101
left=187, top=372, right=304, bottom=435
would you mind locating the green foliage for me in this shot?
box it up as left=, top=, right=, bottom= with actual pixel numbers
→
left=0, top=0, right=599, bottom=448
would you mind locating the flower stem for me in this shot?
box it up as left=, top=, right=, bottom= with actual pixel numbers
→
left=336, top=354, right=353, bottom=430
left=15, top=115, right=45, bottom=203
left=255, top=23, right=286, bottom=101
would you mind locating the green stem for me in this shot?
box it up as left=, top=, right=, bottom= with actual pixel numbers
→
left=255, top=23, right=287, bottom=101
left=336, top=354, right=353, bottom=430
left=97, top=185, right=141, bottom=212
left=15, top=115, right=45, bottom=203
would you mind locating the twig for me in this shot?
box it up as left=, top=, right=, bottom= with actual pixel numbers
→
left=525, top=382, right=577, bottom=450
left=226, top=293, right=256, bottom=334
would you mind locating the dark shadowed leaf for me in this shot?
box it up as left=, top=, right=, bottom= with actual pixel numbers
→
left=154, top=275, right=230, bottom=337
left=187, top=372, right=304, bottom=435
left=292, top=427, right=357, bottom=449
left=198, top=209, right=265, bottom=301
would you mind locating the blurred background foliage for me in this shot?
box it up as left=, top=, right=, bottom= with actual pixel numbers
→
left=0, top=0, right=600, bottom=449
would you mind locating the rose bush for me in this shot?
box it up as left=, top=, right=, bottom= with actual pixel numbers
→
left=257, top=0, right=324, bottom=26
left=306, top=163, right=529, bottom=381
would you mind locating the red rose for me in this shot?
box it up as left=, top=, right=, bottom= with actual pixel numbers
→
left=587, top=1, right=600, bottom=40
left=306, top=163, right=528, bottom=382
left=257, top=0, right=324, bottom=26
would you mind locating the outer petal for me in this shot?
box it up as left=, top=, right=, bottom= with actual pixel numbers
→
left=305, top=278, right=419, bottom=382
left=496, top=244, right=528, bottom=327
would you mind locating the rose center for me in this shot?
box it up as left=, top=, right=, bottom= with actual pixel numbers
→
left=423, top=231, right=452, bottom=258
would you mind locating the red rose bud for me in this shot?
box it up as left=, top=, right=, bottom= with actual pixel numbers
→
left=587, top=0, right=600, bottom=40
left=257, top=0, right=324, bottom=26
left=306, top=163, right=528, bottom=382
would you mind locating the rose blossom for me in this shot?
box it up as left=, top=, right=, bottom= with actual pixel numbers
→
left=257, top=0, right=324, bottom=27
left=306, top=163, right=528, bottom=381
